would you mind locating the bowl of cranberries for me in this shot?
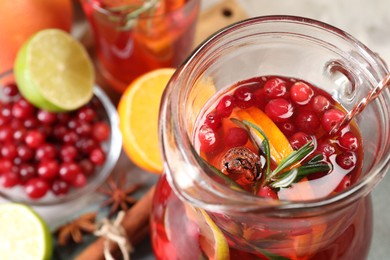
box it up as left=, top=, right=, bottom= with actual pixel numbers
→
left=0, top=81, right=122, bottom=205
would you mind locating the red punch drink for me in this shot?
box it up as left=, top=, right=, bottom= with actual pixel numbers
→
left=152, top=17, right=390, bottom=260
left=80, top=0, right=200, bottom=92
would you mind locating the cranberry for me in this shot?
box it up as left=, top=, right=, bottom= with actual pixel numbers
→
left=72, top=173, right=87, bottom=188
left=62, top=130, right=78, bottom=144
left=12, top=99, right=35, bottom=119
left=2, top=83, right=19, bottom=97
left=1, top=103, right=12, bottom=120
left=59, top=162, right=81, bottom=183
left=89, top=147, right=106, bottom=166
left=216, top=95, right=235, bottom=118
left=53, top=125, right=67, bottom=139
left=265, top=98, right=293, bottom=123
left=92, top=122, right=110, bottom=141
left=225, top=127, right=249, bottom=148
left=18, top=164, right=37, bottom=183
left=25, top=178, right=49, bottom=199
left=67, top=118, right=78, bottom=129
left=79, top=159, right=95, bottom=176
left=57, top=113, right=70, bottom=123
left=75, top=121, right=92, bottom=137
left=311, top=95, right=330, bottom=113
left=233, top=86, right=256, bottom=109
left=290, top=82, right=314, bottom=105
left=76, top=138, right=98, bottom=154
left=25, top=130, right=45, bottom=149
left=0, top=172, right=20, bottom=188
left=321, top=109, right=345, bottom=133
left=77, top=107, right=96, bottom=122
left=277, top=121, right=296, bottom=137
left=13, top=129, right=27, bottom=143
left=37, top=160, right=59, bottom=180
left=335, top=175, right=352, bottom=192
left=0, top=159, right=13, bottom=173
left=60, top=144, right=78, bottom=162
left=0, top=126, right=13, bottom=142
left=24, top=117, right=40, bottom=129
left=257, top=186, right=278, bottom=199
left=37, top=110, right=57, bottom=125
left=316, top=141, right=336, bottom=158
left=289, top=132, right=311, bottom=150
left=1, top=143, right=17, bottom=160
left=35, top=144, right=57, bottom=161
left=204, top=112, right=222, bottom=130
left=294, top=111, right=320, bottom=134
left=336, top=152, right=356, bottom=170
left=198, top=125, right=220, bottom=153
left=338, top=132, right=358, bottom=151
left=264, top=78, right=287, bottom=98
left=51, top=179, right=70, bottom=196
left=253, top=88, right=267, bottom=110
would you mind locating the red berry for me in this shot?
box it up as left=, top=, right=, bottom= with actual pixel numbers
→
left=35, top=144, right=57, bottom=161
left=77, top=107, right=96, bottom=122
left=57, top=113, right=70, bottom=123
left=62, top=130, right=79, bottom=144
left=311, top=95, right=330, bottom=113
left=225, top=127, right=249, bottom=148
left=37, top=160, right=59, bottom=180
left=216, top=95, right=235, bottom=118
left=92, top=122, right=110, bottom=141
left=233, top=86, right=256, bottom=109
left=1, top=143, right=17, bottom=159
left=25, top=178, right=49, bottom=199
left=0, top=159, right=12, bottom=173
left=253, top=88, right=267, bottom=110
left=24, top=117, right=39, bottom=129
left=37, top=110, right=57, bottom=125
left=12, top=99, right=35, bottom=119
left=51, top=179, right=70, bottom=196
left=53, top=125, right=67, bottom=139
left=0, top=126, right=13, bottom=142
left=294, top=111, right=320, bottom=134
left=198, top=125, right=220, bottom=153
left=25, top=130, right=45, bottom=149
left=321, top=109, right=345, bottom=133
left=257, top=186, right=278, bottom=199
left=13, top=129, right=27, bottom=143
left=60, top=145, right=78, bottom=162
left=264, top=78, right=287, bottom=98
left=335, top=175, right=352, bottom=192
left=265, top=98, right=293, bottom=123
left=290, top=82, right=314, bottom=105
left=79, top=159, right=95, bottom=176
left=336, top=152, right=356, bottom=170
left=0, top=172, right=20, bottom=188
left=89, top=147, right=106, bottom=166
left=289, top=132, right=311, bottom=150
left=2, top=83, right=19, bottom=97
left=338, top=132, right=358, bottom=151
left=72, top=173, right=87, bottom=188
left=18, top=163, right=37, bottom=183
left=204, top=112, right=222, bottom=130
left=316, top=141, right=336, bottom=158
left=59, top=162, right=81, bottom=183
left=76, top=138, right=98, bottom=154
left=277, top=121, right=296, bottom=137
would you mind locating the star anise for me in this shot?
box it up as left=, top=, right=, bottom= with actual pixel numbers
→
left=98, top=173, right=143, bottom=216
left=56, top=212, right=97, bottom=246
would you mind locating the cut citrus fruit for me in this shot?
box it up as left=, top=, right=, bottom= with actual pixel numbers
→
left=14, top=29, right=94, bottom=112
left=118, top=68, right=175, bottom=173
left=0, top=203, right=52, bottom=260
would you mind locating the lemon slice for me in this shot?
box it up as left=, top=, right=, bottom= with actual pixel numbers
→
left=0, top=204, right=52, bottom=260
left=14, top=29, right=94, bottom=112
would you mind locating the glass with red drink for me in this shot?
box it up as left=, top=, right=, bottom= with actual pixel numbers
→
left=80, top=0, right=200, bottom=92
left=152, top=16, right=390, bottom=260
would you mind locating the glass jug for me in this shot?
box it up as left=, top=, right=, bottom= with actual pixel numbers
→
left=151, top=16, right=390, bottom=260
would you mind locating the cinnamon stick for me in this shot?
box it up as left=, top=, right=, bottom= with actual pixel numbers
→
left=76, top=185, right=156, bottom=260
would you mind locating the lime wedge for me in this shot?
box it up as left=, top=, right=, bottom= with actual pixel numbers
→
left=0, top=204, right=52, bottom=260
left=14, top=29, right=94, bottom=112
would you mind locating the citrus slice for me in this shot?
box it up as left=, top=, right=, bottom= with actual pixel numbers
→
left=0, top=204, right=52, bottom=260
left=118, top=68, right=175, bottom=173
left=14, top=29, right=94, bottom=112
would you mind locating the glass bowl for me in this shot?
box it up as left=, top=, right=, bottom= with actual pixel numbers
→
left=0, top=73, right=122, bottom=206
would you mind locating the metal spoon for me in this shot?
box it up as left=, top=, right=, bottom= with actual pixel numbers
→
left=330, top=73, right=390, bottom=135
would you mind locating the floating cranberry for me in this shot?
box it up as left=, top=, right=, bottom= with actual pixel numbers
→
left=51, top=179, right=70, bottom=196
left=233, top=86, right=256, bottom=109
left=37, top=110, right=57, bottom=125
left=216, top=95, right=235, bottom=118
left=265, top=98, right=293, bottom=123
left=37, top=160, right=59, bottom=180
left=0, top=172, right=20, bottom=188
left=204, top=112, right=222, bottom=130
left=253, top=88, right=267, bottom=110
left=92, top=122, right=110, bottom=141
left=277, top=121, right=296, bottom=137
left=290, top=82, right=314, bottom=105
left=294, top=111, right=320, bottom=134
left=198, top=125, right=220, bottom=153
left=25, top=130, right=45, bottom=149
left=25, top=178, right=49, bottom=199
left=59, top=162, right=81, bottom=183
left=89, top=147, right=106, bottom=166
left=289, top=132, right=311, bottom=150
left=264, top=78, right=287, bottom=98
left=225, top=127, right=249, bottom=148
left=336, top=152, right=356, bottom=170
left=316, top=141, right=336, bottom=158
left=335, top=175, right=352, bottom=192
left=72, top=173, right=87, bottom=188
left=338, top=132, right=358, bottom=151
left=257, top=186, right=278, bottom=199
left=321, top=109, right=345, bottom=133
left=311, top=95, right=330, bottom=113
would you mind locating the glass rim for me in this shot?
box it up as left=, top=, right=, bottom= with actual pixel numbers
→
left=163, top=15, right=390, bottom=214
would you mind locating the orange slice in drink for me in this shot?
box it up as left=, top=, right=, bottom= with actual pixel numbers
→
left=117, top=68, right=175, bottom=173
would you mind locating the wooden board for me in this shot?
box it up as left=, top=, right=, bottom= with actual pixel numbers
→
left=195, top=0, right=249, bottom=45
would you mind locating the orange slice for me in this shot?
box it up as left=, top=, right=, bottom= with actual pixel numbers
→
left=117, top=68, right=175, bottom=173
